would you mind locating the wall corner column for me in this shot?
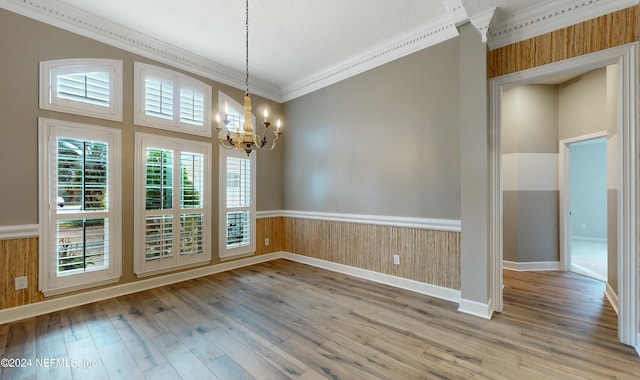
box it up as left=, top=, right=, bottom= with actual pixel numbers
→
left=458, top=22, right=492, bottom=318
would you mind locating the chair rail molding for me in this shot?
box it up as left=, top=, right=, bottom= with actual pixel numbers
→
left=258, top=210, right=461, bottom=232
left=0, top=224, right=39, bottom=240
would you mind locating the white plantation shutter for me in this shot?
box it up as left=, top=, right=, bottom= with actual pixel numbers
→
left=144, top=76, right=174, bottom=120
left=40, top=59, right=123, bottom=121
left=225, top=156, right=252, bottom=249
left=56, top=71, right=110, bottom=107
left=134, top=133, right=211, bottom=276
left=134, top=63, right=212, bottom=137
left=180, top=86, right=205, bottom=126
left=39, top=118, right=122, bottom=296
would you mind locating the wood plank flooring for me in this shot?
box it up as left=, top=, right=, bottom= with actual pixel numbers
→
left=1, top=259, right=639, bottom=379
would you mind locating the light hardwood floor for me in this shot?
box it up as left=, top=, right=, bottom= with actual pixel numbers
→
left=1, top=259, right=639, bottom=379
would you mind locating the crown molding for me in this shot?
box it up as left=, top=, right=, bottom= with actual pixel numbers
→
left=280, top=15, right=459, bottom=102
left=0, top=0, right=283, bottom=101
left=443, top=0, right=469, bottom=26
left=470, top=7, right=496, bottom=43
left=487, top=0, right=640, bottom=50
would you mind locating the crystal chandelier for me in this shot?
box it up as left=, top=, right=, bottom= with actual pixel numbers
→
left=216, top=0, right=282, bottom=155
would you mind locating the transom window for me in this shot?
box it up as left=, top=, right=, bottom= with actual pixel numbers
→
left=134, top=62, right=212, bottom=137
left=39, top=58, right=123, bottom=121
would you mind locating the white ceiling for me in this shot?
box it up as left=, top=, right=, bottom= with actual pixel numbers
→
left=3, top=0, right=635, bottom=101
left=51, top=0, right=537, bottom=93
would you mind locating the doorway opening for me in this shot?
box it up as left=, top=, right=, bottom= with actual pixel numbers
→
left=489, top=43, right=638, bottom=349
left=566, top=136, right=608, bottom=282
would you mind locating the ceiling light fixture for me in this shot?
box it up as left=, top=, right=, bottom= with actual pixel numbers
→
left=216, top=0, right=282, bottom=155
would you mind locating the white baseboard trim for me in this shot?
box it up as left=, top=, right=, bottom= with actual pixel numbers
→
left=0, top=252, right=283, bottom=325
left=0, top=224, right=39, bottom=240
left=605, top=282, right=619, bottom=315
left=458, top=298, right=493, bottom=319
left=572, top=235, right=607, bottom=243
left=503, top=260, right=561, bottom=272
left=1, top=251, right=467, bottom=324
left=282, top=252, right=461, bottom=304
left=256, top=210, right=461, bottom=232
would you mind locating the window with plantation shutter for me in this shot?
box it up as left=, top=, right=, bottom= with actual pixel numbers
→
left=38, top=118, right=122, bottom=296
left=218, top=92, right=256, bottom=259
left=134, top=62, right=212, bottom=137
left=134, top=133, right=211, bottom=277
left=40, top=59, right=123, bottom=121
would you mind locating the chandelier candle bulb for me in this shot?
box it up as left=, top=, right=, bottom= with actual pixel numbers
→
left=264, top=109, right=268, bottom=122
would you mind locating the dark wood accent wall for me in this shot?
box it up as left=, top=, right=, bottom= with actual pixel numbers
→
left=489, top=5, right=640, bottom=78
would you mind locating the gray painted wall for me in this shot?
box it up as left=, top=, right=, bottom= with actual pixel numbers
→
left=502, top=85, right=559, bottom=263
left=502, top=85, right=559, bottom=155
left=282, top=37, right=461, bottom=219
left=558, top=68, right=608, bottom=140
left=459, top=23, right=490, bottom=305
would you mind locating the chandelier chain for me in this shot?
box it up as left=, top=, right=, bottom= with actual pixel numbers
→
left=245, top=0, right=249, bottom=96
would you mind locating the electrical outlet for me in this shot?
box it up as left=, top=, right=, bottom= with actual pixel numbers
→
left=393, top=254, right=400, bottom=265
left=15, top=276, right=27, bottom=290
left=264, top=238, right=270, bottom=246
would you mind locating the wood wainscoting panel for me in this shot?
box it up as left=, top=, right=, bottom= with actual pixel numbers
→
left=284, top=218, right=460, bottom=290
left=256, top=217, right=285, bottom=255
left=0, top=237, right=43, bottom=309
left=489, top=5, right=640, bottom=78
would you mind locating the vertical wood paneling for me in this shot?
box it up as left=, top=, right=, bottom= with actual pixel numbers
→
left=256, top=217, right=285, bottom=255
left=283, top=218, right=460, bottom=290
left=489, top=5, right=640, bottom=78
left=1, top=218, right=459, bottom=311
left=0, top=237, right=43, bottom=309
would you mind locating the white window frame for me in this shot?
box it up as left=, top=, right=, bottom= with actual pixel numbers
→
left=218, top=93, right=256, bottom=259
left=39, top=58, right=123, bottom=121
left=38, top=118, right=122, bottom=296
left=134, top=62, right=212, bottom=137
left=134, top=132, right=212, bottom=277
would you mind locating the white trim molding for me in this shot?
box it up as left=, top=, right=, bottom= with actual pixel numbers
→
left=0, top=251, right=470, bottom=324
left=605, top=282, right=619, bottom=315
left=283, top=253, right=461, bottom=304
left=0, top=0, right=281, bottom=101
left=443, top=0, right=469, bottom=26
left=0, top=224, right=39, bottom=240
left=458, top=298, right=492, bottom=319
left=280, top=16, right=459, bottom=102
left=262, top=210, right=461, bottom=232
left=470, top=7, right=496, bottom=43
left=487, top=0, right=639, bottom=50
left=0, top=0, right=464, bottom=102
left=558, top=131, right=608, bottom=271
left=503, top=261, right=562, bottom=272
